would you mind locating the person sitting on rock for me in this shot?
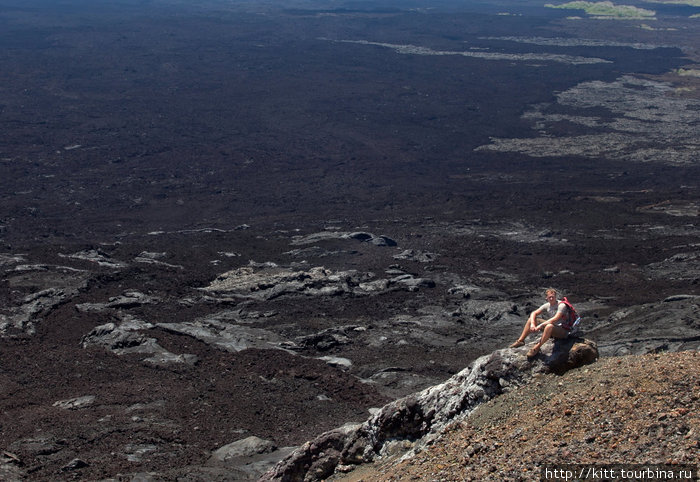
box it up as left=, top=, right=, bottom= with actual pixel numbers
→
left=509, top=288, right=570, bottom=357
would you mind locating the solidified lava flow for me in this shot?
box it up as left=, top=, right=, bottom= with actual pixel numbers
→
left=0, top=0, right=698, bottom=479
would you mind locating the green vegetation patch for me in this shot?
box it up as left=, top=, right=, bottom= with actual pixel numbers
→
left=546, top=1, right=657, bottom=18
left=676, top=67, right=700, bottom=77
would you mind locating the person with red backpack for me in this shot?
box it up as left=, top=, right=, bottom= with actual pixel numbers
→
left=509, top=288, right=580, bottom=357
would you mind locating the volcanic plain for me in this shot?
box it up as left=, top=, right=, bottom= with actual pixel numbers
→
left=0, top=0, right=698, bottom=480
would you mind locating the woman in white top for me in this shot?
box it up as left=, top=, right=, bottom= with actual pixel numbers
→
left=509, top=288, right=569, bottom=357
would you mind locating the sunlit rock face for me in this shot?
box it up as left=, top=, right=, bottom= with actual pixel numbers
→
left=261, top=339, right=599, bottom=481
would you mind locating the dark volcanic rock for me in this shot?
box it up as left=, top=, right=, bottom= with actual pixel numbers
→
left=261, top=339, right=598, bottom=481
left=360, top=351, right=700, bottom=481
left=203, top=435, right=297, bottom=480
left=584, top=296, right=700, bottom=356
left=393, top=249, right=437, bottom=263
left=297, top=328, right=353, bottom=351
left=81, top=321, right=153, bottom=351
left=199, top=262, right=435, bottom=302
left=61, top=458, right=89, bottom=471
left=0, top=264, right=89, bottom=337
left=290, top=231, right=397, bottom=247
left=535, top=337, right=599, bottom=375
left=0, top=2, right=697, bottom=480
left=82, top=319, right=199, bottom=365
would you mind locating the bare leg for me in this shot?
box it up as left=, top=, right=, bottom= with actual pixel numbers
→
left=511, top=317, right=546, bottom=347
left=528, top=325, right=568, bottom=356
left=510, top=320, right=531, bottom=347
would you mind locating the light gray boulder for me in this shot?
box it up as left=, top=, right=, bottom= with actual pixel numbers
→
left=0, top=288, right=67, bottom=336
left=290, top=231, right=397, bottom=247
left=393, top=249, right=437, bottom=263
left=210, top=436, right=277, bottom=462
left=53, top=395, right=96, bottom=410
left=59, top=248, right=127, bottom=269
left=81, top=318, right=198, bottom=365
left=201, top=263, right=434, bottom=301
left=206, top=436, right=297, bottom=480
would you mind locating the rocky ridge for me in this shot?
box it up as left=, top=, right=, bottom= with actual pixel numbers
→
left=261, top=338, right=599, bottom=481
left=334, top=350, right=700, bottom=482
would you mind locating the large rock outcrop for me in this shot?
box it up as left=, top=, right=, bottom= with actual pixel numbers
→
left=200, top=262, right=434, bottom=301
left=260, top=338, right=598, bottom=481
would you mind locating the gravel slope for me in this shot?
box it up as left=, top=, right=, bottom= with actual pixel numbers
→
left=333, top=351, right=699, bottom=481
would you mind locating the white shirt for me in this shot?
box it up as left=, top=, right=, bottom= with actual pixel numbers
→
left=538, top=300, right=568, bottom=320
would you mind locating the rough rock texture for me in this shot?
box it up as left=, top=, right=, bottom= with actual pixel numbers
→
left=0, top=2, right=698, bottom=480
left=202, top=436, right=297, bottom=481
left=290, top=232, right=397, bottom=247
left=476, top=75, right=700, bottom=165
left=81, top=318, right=199, bottom=366
left=0, top=264, right=89, bottom=337
left=261, top=339, right=598, bottom=481
left=585, top=296, right=700, bottom=356
left=348, top=350, right=700, bottom=482
left=201, top=262, right=433, bottom=300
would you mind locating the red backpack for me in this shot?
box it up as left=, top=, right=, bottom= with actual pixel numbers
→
left=559, top=297, right=580, bottom=331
